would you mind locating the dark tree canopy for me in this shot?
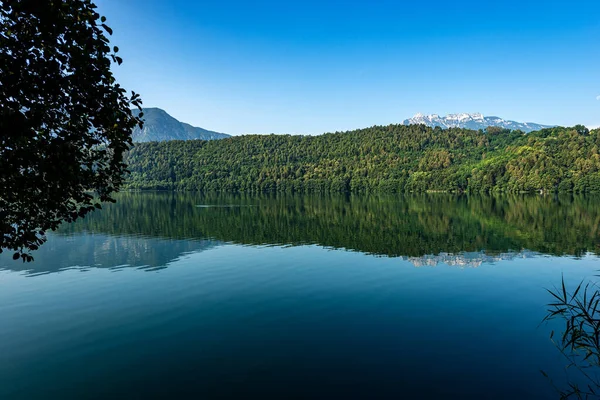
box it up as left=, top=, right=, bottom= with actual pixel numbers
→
left=0, top=0, right=143, bottom=261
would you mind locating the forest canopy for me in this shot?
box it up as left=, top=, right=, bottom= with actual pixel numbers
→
left=123, top=124, right=600, bottom=194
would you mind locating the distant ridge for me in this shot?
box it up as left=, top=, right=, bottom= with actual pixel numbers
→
left=131, top=108, right=230, bottom=142
left=403, top=112, right=553, bottom=133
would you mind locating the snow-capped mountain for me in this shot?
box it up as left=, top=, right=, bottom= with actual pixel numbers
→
left=403, top=112, right=553, bottom=133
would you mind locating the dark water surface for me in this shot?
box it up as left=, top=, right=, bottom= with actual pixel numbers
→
left=1, top=193, right=600, bottom=399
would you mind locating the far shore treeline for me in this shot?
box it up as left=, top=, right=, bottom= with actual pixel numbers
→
left=123, top=124, right=600, bottom=193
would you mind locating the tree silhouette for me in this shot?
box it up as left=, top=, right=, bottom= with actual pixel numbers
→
left=0, top=0, right=143, bottom=261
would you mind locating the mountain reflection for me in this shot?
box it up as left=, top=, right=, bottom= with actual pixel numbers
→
left=0, top=233, right=221, bottom=275
left=1, top=192, right=599, bottom=274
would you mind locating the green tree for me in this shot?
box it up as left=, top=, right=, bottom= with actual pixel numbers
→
left=0, top=0, right=142, bottom=261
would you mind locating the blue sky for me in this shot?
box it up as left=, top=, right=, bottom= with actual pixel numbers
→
left=97, top=0, right=600, bottom=135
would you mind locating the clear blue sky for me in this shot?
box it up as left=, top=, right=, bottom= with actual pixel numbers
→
left=97, top=0, right=600, bottom=135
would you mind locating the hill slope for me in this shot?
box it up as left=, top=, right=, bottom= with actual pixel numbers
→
left=124, top=124, right=600, bottom=194
left=131, top=108, right=229, bottom=142
left=403, top=113, right=553, bottom=132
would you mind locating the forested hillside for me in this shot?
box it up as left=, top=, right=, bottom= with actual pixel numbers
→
left=123, top=124, right=600, bottom=193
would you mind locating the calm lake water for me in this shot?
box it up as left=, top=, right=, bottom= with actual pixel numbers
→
left=1, top=193, right=600, bottom=399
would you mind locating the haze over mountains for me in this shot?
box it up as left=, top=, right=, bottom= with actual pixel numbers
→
left=131, top=108, right=230, bottom=142
left=403, top=113, right=554, bottom=133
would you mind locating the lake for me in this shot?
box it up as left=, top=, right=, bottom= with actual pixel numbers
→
left=1, top=192, right=599, bottom=399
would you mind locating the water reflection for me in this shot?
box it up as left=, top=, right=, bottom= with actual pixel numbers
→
left=1, top=192, right=599, bottom=274
left=0, top=233, right=221, bottom=275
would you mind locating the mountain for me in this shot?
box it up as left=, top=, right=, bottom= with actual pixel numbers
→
left=403, top=112, right=553, bottom=133
left=131, top=108, right=230, bottom=142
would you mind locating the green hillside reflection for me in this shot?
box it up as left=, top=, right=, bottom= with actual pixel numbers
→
left=60, top=192, right=600, bottom=258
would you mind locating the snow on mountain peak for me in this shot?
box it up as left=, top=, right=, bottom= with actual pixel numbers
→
left=403, top=113, right=553, bottom=133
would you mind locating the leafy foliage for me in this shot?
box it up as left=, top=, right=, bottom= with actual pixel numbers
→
left=123, top=125, right=600, bottom=194
left=0, top=0, right=142, bottom=260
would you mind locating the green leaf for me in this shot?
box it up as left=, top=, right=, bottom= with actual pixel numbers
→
left=571, top=281, right=582, bottom=302
left=102, top=24, right=113, bottom=35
